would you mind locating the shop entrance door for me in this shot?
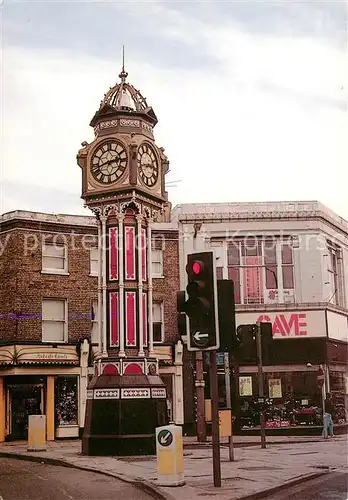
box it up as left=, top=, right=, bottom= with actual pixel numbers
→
left=11, top=386, right=42, bottom=440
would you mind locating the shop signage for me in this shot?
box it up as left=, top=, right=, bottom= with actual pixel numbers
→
left=239, top=376, right=253, bottom=397
left=236, top=310, right=326, bottom=338
left=0, top=344, right=78, bottom=365
left=268, top=379, right=282, bottom=398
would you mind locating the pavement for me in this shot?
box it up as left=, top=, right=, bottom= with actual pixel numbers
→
left=0, top=434, right=347, bottom=500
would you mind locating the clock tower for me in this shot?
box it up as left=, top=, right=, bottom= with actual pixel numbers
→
left=78, top=57, right=170, bottom=455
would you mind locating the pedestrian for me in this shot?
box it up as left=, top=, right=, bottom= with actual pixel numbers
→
left=323, top=393, right=335, bottom=437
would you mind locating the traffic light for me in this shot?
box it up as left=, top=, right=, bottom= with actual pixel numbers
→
left=260, top=322, right=273, bottom=365
left=185, top=252, right=219, bottom=351
left=176, top=290, right=187, bottom=336
left=217, top=280, right=237, bottom=353
left=236, top=324, right=258, bottom=363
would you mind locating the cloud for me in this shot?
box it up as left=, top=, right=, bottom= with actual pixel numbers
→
left=1, top=1, right=347, bottom=220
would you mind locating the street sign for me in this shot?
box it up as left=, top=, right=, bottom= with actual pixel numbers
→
left=157, top=429, right=173, bottom=447
left=317, top=367, right=325, bottom=387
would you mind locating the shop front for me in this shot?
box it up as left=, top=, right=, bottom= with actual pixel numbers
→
left=201, top=307, right=348, bottom=434
left=236, top=368, right=324, bottom=430
left=0, top=344, right=81, bottom=442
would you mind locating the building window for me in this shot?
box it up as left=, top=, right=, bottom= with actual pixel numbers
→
left=91, top=299, right=98, bottom=344
left=42, top=299, right=67, bottom=342
left=42, top=244, right=68, bottom=274
left=90, top=248, right=99, bottom=276
left=224, top=237, right=294, bottom=304
left=327, top=241, right=344, bottom=306
left=152, top=301, right=164, bottom=343
left=151, top=239, right=164, bottom=277
left=281, top=243, right=294, bottom=289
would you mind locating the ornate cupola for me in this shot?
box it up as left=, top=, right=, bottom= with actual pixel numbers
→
left=77, top=52, right=170, bottom=221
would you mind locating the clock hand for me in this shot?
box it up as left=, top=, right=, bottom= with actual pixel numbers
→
left=98, top=159, right=114, bottom=168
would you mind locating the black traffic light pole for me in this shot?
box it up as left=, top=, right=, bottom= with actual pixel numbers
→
left=256, top=322, right=266, bottom=449
left=184, top=252, right=221, bottom=487
left=210, top=350, right=221, bottom=487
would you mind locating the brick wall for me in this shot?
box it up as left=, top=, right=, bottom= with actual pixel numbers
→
left=152, top=230, right=180, bottom=344
left=0, top=222, right=98, bottom=344
left=1, top=223, right=181, bottom=347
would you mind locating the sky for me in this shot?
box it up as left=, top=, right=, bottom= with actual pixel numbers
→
left=1, top=0, right=347, bottom=220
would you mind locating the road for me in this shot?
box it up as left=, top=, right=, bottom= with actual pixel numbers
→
left=263, top=472, right=348, bottom=499
left=0, top=457, right=152, bottom=499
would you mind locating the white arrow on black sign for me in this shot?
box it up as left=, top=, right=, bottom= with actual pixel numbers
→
left=160, top=431, right=172, bottom=445
left=158, top=429, right=173, bottom=447
left=193, top=331, right=209, bottom=342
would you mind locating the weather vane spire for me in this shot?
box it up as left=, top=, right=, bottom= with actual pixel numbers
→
left=119, top=45, right=128, bottom=82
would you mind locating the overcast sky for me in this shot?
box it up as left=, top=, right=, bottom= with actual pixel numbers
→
left=1, top=0, right=347, bottom=220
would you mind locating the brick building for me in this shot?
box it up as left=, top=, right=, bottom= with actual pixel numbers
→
left=0, top=210, right=181, bottom=441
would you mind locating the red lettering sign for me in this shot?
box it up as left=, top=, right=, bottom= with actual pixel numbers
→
left=256, top=313, right=307, bottom=337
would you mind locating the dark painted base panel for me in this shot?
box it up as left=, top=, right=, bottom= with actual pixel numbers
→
left=81, top=435, right=156, bottom=456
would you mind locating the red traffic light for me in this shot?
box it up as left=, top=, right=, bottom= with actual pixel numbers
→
left=192, top=260, right=203, bottom=275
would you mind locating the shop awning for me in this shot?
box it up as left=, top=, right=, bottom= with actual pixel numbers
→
left=0, top=345, right=79, bottom=366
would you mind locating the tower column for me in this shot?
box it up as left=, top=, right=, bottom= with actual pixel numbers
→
left=118, top=214, right=125, bottom=357
left=137, top=214, right=144, bottom=356
left=101, top=214, right=108, bottom=357
left=147, top=218, right=154, bottom=356
left=97, top=218, right=103, bottom=355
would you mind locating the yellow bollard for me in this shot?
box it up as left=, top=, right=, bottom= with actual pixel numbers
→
left=219, top=409, right=232, bottom=438
left=156, top=424, right=185, bottom=486
left=28, top=415, right=47, bottom=451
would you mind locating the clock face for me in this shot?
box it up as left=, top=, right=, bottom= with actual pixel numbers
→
left=90, top=141, right=127, bottom=184
left=137, top=143, right=159, bottom=188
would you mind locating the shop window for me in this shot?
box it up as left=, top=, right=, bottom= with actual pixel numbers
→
left=42, top=299, right=67, bottom=342
left=152, top=301, right=164, bottom=343
left=42, top=243, right=68, bottom=274
left=90, top=247, right=99, bottom=276
left=55, top=376, right=78, bottom=427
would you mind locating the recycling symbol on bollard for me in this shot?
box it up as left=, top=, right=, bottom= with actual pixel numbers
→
left=158, top=429, right=173, bottom=447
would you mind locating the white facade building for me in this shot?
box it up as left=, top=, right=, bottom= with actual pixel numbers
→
left=172, top=200, right=348, bottom=427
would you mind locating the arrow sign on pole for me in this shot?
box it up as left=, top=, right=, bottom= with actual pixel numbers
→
left=194, top=331, right=208, bottom=342
left=192, top=331, right=210, bottom=347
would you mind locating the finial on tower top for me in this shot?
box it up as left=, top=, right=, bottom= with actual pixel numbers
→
left=119, top=45, right=128, bottom=82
